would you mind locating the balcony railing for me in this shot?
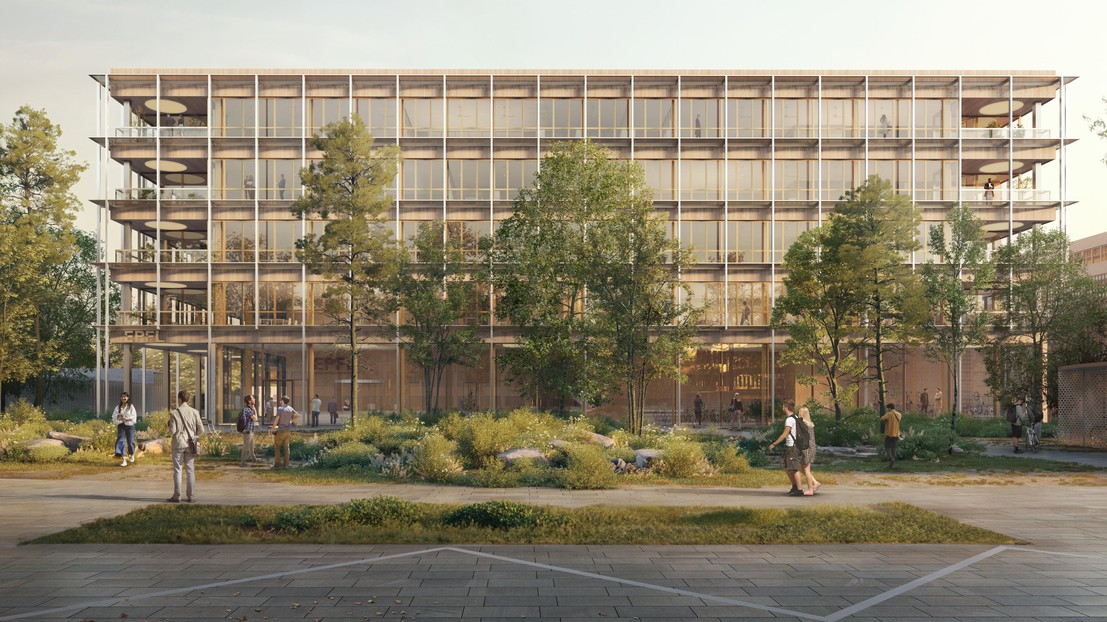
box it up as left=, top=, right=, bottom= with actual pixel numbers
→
left=961, top=127, right=1052, bottom=139
left=117, top=309, right=209, bottom=326
left=959, top=188, right=1052, bottom=202
left=115, top=249, right=209, bottom=263
left=114, top=187, right=208, bottom=200
left=115, top=126, right=208, bottom=138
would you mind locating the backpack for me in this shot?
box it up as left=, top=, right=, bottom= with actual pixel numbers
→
left=791, top=417, right=812, bottom=451
left=1005, top=404, right=1018, bottom=423
left=236, top=409, right=248, bottom=432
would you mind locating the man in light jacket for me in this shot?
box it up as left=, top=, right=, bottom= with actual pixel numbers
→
left=167, top=390, right=204, bottom=503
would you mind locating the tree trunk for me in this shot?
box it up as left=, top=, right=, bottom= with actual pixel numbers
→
left=33, top=313, right=43, bottom=407
left=349, top=321, right=358, bottom=427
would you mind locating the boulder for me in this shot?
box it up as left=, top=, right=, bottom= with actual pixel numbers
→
left=496, top=448, right=547, bottom=464
left=586, top=432, right=615, bottom=449
left=26, top=438, right=68, bottom=450
left=46, top=431, right=88, bottom=451
left=139, top=438, right=166, bottom=455
left=634, top=448, right=663, bottom=469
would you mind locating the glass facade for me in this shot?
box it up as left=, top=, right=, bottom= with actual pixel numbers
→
left=97, top=70, right=1071, bottom=422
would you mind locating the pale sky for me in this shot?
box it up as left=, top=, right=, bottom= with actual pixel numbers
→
left=2, top=0, right=1105, bottom=239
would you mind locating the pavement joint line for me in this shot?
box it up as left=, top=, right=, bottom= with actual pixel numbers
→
left=1000, top=546, right=1107, bottom=559
left=0, top=546, right=452, bottom=622
left=446, top=546, right=826, bottom=620
left=821, top=545, right=1008, bottom=622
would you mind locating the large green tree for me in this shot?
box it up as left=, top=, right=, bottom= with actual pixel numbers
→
left=835, top=176, right=928, bottom=414
left=0, top=106, right=86, bottom=412
left=389, top=220, right=483, bottom=414
left=987, top=226, right=1107, bottom=408
left=772, top=223, right=866, bottom=421
left=921, top=205, right=994, bottom=430
left=292, top=117, right=400, bottom=424
left=490, top=140, right=698, bottom=432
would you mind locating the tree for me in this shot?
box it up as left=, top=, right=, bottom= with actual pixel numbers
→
left=489, top=140, right=698, bottom=433
left=772, top=224, right=866, bottom=421
left=835, top=176, right=928, bottom=415
left=921, top=205, right=994, bottom=430
left=292, top=117, right=400, bottom=425
left=987, top=226, right=1107, bottom=408
left=488, top=141, right=613, bottom=411
left=0, top=106, right=86, bottom=412
left=389, top=220, right=483, bottom=414
left=8, top=230, right=110, bottom=407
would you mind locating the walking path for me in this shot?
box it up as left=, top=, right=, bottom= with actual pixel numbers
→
left=1, top=453, right=1106, bottom=621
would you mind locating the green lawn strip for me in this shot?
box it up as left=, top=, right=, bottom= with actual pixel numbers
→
left=28, top=500, right=1012, bottom=546
left=815, top=453, right=1102, bottom=473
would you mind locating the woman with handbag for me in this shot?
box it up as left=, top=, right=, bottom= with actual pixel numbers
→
left=111, top=392, right=138, bottom=466
left=167, top=390, right=204, bottom=503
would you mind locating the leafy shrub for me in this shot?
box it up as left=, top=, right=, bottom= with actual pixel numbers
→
left=657, top=439, right=708, bottom=478
left=707, top=444, right=752, bottom=474
left=448, top=413, right=516, bottom=468
left=65, top=420, right=117, bottom=454
left=556, top=443, right=618, bottom=490
left=273, top=506, right=326, bottom=533
left=442, top=500, right=566, bottom=530
left=314, top=441, right=379, bottom=469
left=202, top=431, right=233, bottom=458
left=23, top=444, right=72, bottom=463
left=411, top=433, right=461, bottom=482
left=610, top=424, right=669, bottom=450
left=45, top=408, right=100, bottom=423
left=143, top=409, right=172, bottom=438
left=337, top=496, right=420, bottom=525
left=459, top=460, right=520, bottom=488
left=0, top=399, right=47, bottom=427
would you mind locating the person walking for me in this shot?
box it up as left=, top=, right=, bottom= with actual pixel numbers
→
left=919, top=388, right=930, bottom=417
left=880, top=403, right=903, bottom=469
left=934, top=388, right=943, bottom=416
left=327, top=396, right=339, bottom=425
left=112, top=392, right=138, bottom=466
left=310, top=394, right=322, bottom=427
left=767, top=400, right=804, bottom=496
left=796, top=406, right=822, bottom=495
left=1009, top=398, right=1026, bottom=453
left=167, top=390, right=204, bottom=503
left=238, top=395, right=258, bottom=466
left=693, top=393, right=704, bottom=428
left=271, top=396, right=299, bottom=468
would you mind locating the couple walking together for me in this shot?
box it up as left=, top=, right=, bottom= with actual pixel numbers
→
left=767, top=400, right=822, bottom=496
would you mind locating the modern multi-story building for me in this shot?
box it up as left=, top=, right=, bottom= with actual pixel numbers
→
left=90, top=69, right=1073, bottom=424
left=1072, top=231, right=1107, bottom=284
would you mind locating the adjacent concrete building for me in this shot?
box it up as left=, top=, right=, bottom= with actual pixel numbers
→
left=90, top=70, right=1074, bottom=424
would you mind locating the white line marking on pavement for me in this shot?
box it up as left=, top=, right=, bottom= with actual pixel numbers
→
left=822, top=546, right=1008, bottom=622
left=449, top=547, right=826, bottom=620
left=0, top=547, right=452, bottom=621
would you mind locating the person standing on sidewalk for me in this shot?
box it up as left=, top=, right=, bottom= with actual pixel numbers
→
left=310, top=394, right=322, bottom=427
left=767, top=400, right=804, bottom=496
left=167, top=391, right=204, bottom=503
left=239, top=395, right=258, bottom=466
left=111, top=392, right=138, bottom=467
left=880, top=403, right=903, bottom=469
left=327, top=396, right=339, bottom=425
left=271, top=396, right=299, bottom=468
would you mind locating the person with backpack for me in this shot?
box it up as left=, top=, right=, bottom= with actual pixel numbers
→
left=767, top=400, right=805, bottom=496
left=880, top=403, right=903, bottom=469
left=1008, top=398, right=1026, bottom=453
left=796, top=406, right=822, bottom=495
left=237, top=395, right=258, bottom=466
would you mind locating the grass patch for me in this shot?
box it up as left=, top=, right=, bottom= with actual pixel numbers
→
left=817, top=453, right=1103, bottom=474
left=29, top=498, right=1013, bottom=546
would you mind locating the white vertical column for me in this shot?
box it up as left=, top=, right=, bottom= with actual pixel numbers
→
left=442, top=75, right=447, bottom=225
left=583, top=74, right=588, bottom=138
left=206, top=74, right=214, bottom=421
left=769, top=75, right=776, bottom=423
left=1008, top=76, right=1014, bottom=242
left=1059, top=76, right=1067, bottom=231
left=253, top=74, right=260, bottom=327
left=676, top=75, right=682, bottom=424
left=395, top=74, right=401, bottom=412
left=910, top=75, right=916, bottom=270
left=489, top=73, right=495, bottom=412
left=155, top=74, right=162, bottom=333
left=536, top=75, right=541, bottom=172
left=102, top=75, right=112, bottom=414
left=302, top=73, right=310, bottom=414
left=817, top=76, right=823, bottom=226
left=95, top=77, right=103, bottom=415
left=723, top=75, right=729, bottom=330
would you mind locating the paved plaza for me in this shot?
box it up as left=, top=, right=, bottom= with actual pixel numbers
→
left=1, top=455, right=1106, bottom=621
